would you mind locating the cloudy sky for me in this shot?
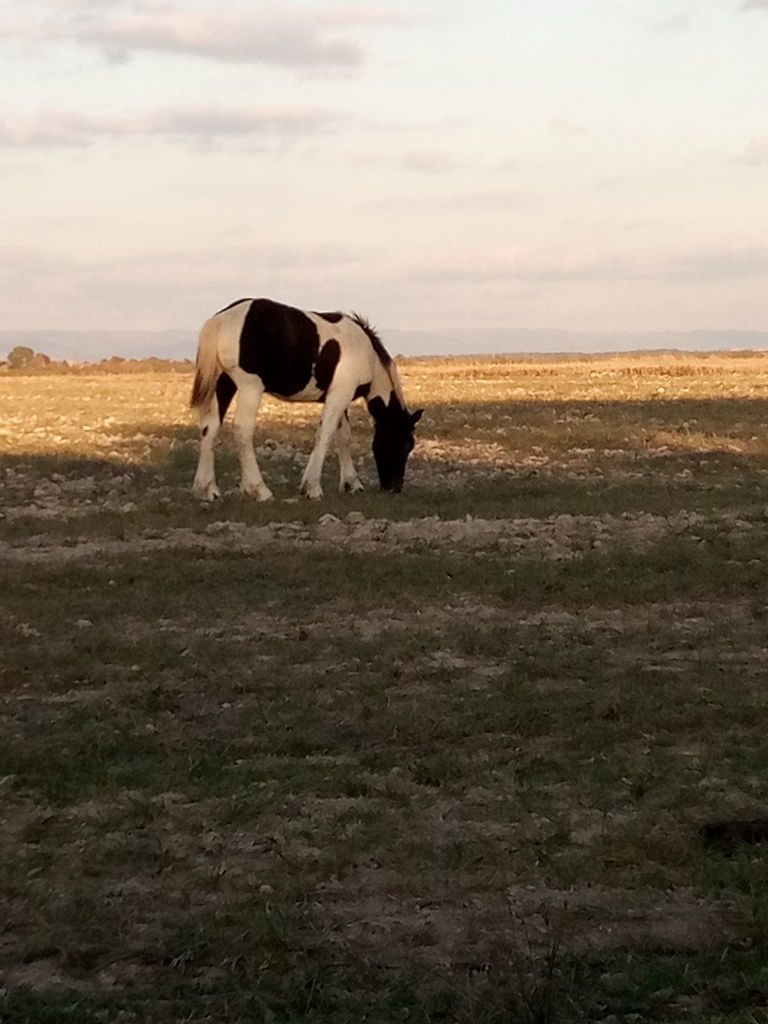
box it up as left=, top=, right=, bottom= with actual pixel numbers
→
left=2, top=0, right=767, bottom=341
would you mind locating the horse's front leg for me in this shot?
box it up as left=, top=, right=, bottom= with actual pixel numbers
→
left=335, top=413, right=364, bottom=494
left=300, top=393, right=350, bottom=499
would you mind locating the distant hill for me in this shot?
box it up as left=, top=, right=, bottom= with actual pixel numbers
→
left=386, top=328, right=768, bottom=358
left=1, top=327, right=767, bottom=363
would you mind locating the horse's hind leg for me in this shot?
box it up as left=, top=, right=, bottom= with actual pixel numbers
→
left=233, top=377, right=273, bottom=501
left=335, top=413, right=364, bottom=493
left=192, top=373, right=236, bottom=501
left=192, top=404, right=222, bottom=501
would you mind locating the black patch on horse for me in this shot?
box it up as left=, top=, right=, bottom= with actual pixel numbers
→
left=351, top=312, right=392, bottom=367
left=216, top=297, right=252, bottom=316
left=367, top=395, right=390, bottom=422
left=353, top=382, right=371, bottom=401
left=314, top=339, right=341, bottom=397
left=238, top=298, right=320, bottom=397
left=216, top=372, right=237, bottom=423
left=316, top=311, right=344, bottom=323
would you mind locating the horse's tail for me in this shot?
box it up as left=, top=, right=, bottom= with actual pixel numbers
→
left=190, top=316, right=221, bottom=410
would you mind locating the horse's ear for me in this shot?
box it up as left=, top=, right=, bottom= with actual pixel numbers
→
left=411, top=408, right=424, bottom=426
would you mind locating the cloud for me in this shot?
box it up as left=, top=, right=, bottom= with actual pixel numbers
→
left=362, top=188, right=531, bottom=214
left=670, top=247, right=768, bottom=281
left=406, top=244, right=768, bottom=287
left=742, top=135, right=768, bottom=164
left=648, top=12, right=691, bottom=33
left=0, top=239, right=371, bottom=332
left=11, top=2, right=409, bottom=69
left=401, top=149, right=460, bottom=174
left=0, top=245, right=72, bottom=284
left=0, top=105, right=344, bottom=148
left=740, top=0, right=768, bottom=8
left=76, top=10, right=358, bottom=67
left=411, top=250, right=638, bottom=286
left=549, top=117, right=587, bottom=135
left=0, top=111, right=92, bottom=148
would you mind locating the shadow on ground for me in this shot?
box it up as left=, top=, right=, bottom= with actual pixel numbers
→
left=2, top=396, right=767, bottom=527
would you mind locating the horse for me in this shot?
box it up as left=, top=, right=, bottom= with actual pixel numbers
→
left=190, top=297, right=423, bottom=501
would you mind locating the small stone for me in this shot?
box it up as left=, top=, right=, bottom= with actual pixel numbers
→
left=76, top=619, right=93, bottom=629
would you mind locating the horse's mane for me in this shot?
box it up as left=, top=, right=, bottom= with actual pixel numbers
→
left=351, top=313, right=392, bottom=368
left=351, top=312, right=408, bottom=409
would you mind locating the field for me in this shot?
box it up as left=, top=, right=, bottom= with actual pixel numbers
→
left=2, top=352, right=768, bottom=1023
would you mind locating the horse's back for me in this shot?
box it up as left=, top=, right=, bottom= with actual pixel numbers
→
left=210, top=298, right=374, bottom=400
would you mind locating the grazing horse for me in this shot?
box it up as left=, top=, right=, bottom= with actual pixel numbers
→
left=190, top=297, right=423, bottom=500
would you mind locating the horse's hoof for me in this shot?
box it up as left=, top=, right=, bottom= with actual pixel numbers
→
left=341, top=478, right=364, bottom=494
left=300, top=484, right=323, bottom=500
left=240, top=481, right=273, bottom=501
left=192, top=482, right=220, bottom=502
left=299, top=474, right=323, bottom=499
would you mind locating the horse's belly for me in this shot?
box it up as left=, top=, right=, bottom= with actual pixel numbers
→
left=274, top=382, right=323, bottom=402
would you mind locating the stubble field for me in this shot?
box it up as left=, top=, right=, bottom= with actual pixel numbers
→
left=2, top=352, right=768, bottom=1023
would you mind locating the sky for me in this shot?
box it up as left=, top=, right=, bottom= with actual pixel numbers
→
left=1, top=0, right=767, bottom=345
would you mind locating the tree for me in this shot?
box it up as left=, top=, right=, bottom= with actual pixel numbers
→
left=7, top=345, right=35, bottom=369
left=7, top=346, right=52, bottom=369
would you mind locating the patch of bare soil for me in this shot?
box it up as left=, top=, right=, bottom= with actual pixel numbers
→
left=0, top=958, right=90, bottom=993
left=329, top=876, right=740, bottom=969
left=0, top=509, right=762, bottom=565
left=1, top=471, right=145, bottom=521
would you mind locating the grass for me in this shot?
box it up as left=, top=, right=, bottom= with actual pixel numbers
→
left=2, top=353, right=768, bottom=1021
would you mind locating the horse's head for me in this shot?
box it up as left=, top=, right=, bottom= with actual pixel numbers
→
left=369, top=397, right=423, bottom=492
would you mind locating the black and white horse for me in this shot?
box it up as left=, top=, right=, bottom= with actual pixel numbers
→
left=190, top=297, right=423, bottom=500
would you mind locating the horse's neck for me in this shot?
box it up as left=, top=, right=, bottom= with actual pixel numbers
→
left=369, top=356, right=405, bottom=409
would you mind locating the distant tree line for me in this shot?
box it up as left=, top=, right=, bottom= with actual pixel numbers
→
left=1, top=346, right=193, bottom=374
left=6, top=345, right=52, bottom=370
